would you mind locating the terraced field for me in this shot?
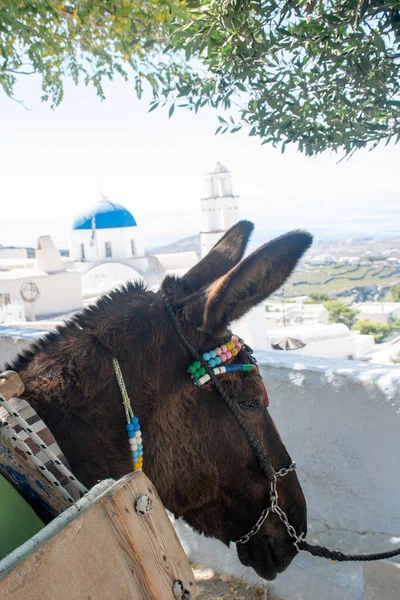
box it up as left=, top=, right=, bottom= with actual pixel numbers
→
left=282, top=263, right=400, bottom=298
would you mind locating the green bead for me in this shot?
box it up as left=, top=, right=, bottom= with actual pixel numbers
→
left=243, top=364, right=254, bottom=371
left=193, top=371, right=201, bottom=379
left=199, top=367, right=206, bottom=376
left=194, top=361, right=201, bottom=370
left=188, top=364, right=196, bottom=374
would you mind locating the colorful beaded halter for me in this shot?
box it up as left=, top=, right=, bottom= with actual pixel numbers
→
left=112, top=335, right=258, bottom=474
left=113, top=358, right=143, bottom=472
left=187, top=335, right=257, bottom=387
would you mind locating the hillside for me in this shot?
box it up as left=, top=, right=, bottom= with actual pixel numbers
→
left=281, top=262, right=400, bottom=301
left=149, top=234, right=200, bottom=255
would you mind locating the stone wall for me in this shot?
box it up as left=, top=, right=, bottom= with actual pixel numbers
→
left=175, top=352, right=400, bottom=600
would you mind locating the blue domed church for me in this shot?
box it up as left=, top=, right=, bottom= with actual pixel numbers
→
left=70, top=197, right=144, bottom=263
left=69, top=197, right=148, bottom=291
left=68, top=164, right=239, bottom=297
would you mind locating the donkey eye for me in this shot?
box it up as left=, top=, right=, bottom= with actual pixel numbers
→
left=239, top=399, right=262, bottom=411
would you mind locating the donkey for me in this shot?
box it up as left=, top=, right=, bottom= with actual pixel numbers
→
left=6, top=221, right=312, bottom=580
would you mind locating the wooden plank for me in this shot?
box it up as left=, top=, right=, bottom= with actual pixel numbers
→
left=0, top=472, right=196, bottom=600
left=0, top=497, right=143, bottom=600
left=0, top=371, right=24, bottom=400
left=102, top=472, right=195, bottom=600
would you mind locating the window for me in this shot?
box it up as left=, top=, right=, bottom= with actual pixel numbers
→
left=131, top=239, right=136, bottom=256
left=0, top=293, right=10, bottom=308
left=80, top=243, right=85, bottom=261
left=105, top=241, right=112, bottom=258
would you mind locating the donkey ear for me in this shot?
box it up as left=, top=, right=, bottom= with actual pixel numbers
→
left=200, top=230, right=313, bottom=335
left=179, top=220, right=254, bottom=293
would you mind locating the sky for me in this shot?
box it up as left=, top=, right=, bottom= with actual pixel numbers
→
left=1, top=74, right=399, bottom=251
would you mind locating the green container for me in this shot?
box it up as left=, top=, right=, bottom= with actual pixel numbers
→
left=0, top=473, right=44, bottom=560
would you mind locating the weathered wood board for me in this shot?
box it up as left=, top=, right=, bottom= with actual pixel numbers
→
left=0, top=471, right=196, bottom=600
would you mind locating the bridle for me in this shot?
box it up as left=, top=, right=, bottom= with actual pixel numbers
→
left=233, top=463, right=301, bottom=546
left=163, top=296, right=400, bottom=562
left=163, top=296, right=305, bottom=547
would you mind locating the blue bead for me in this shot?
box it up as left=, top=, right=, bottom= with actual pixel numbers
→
left=133, top=451, right=138, bottom=459
left=127, top=431, right=135, bottom=439
left=215, top=357, right=222, bottom=365
left=137, top=444, right=143, bottom=451
left=225, top=364, right=241, bottom=373
left=134, top=423, right=140, bottom=431
left=126, top=423, right=134, bottom=431
left=209, top=350, right=216, bottom=359
left=138, top=450, right=143, bottom=457
left=131, top=416, right=139, bottom=425
left=209, top=358, right=216, bottom=368
left=203, top=352, right=211, bottom=361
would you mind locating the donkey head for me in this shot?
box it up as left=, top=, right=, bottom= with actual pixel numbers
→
left=149, top=221, right=312, bottom=580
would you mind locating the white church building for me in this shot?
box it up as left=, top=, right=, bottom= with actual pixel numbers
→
left=200, top=162, right=239, bottom=257
left=70, top=197, right=145, bottom=265
left=0, top=162, right=242, bottom=322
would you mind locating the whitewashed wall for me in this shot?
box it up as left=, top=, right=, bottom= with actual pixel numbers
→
left=69, top=225, right=144, bottom=262
left=0, top=249, right=27, bottom=259
left=0, top=271, right=82, bottom=320
left=176, top=352, right=400, bottom=600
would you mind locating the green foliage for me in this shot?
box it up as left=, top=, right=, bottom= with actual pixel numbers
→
left=0, top=0, right=189, bottom=107
left=389, top=317, right=400, bottom=331
left=165, top=0, right=400, bottom=155
left=2, top=1, right=400, bottom=155
left=323, top=300, right=359, bottom=328
left=391, top=284, right=400, bottom=302
left=353, top=319, right=392, bottom=343
left=304, top=293, right=332, bottom=304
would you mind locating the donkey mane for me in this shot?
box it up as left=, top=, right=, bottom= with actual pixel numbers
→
left=6, top=280, right=150, bottom=373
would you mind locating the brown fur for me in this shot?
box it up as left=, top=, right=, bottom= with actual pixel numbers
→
left=6, top=222, right=312, bottom=581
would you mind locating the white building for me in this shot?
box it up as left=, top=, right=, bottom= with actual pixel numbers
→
left=364, top=333, right=400, bottom=365
left=306, top=253, right=337, bottom=266
left=355, top=302, right=400, bottom=324
left=200, top=162, right=239, bottom=257
left=70, top=196, right=146, bottom=266
left=0, top=164, right=244, bottom=324
left=0, top=247, right=27, bottom=260
left=0, top=236, right=82, bottom=321
left=266, top=302, right=329, bottom=327
left=266, top=323, right=375, bottom=361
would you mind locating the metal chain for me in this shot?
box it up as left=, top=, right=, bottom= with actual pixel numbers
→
left=273, top=506, right=305, bottom=550
left=234, top=463, right=297, bottom=545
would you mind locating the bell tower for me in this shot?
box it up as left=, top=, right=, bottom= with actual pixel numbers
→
left=200, top=163, right=239, bottom=257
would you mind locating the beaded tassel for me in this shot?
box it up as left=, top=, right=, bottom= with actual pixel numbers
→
left=126, top=416, right=143, bottom=472
left=113, top=358, right=143, bottom=472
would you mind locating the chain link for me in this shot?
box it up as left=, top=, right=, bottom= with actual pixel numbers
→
left=273, top=506, right=305, bottom=549
left=234, top=462, right=300, bottom=545
left=276, top=462, right=297, bottom=477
